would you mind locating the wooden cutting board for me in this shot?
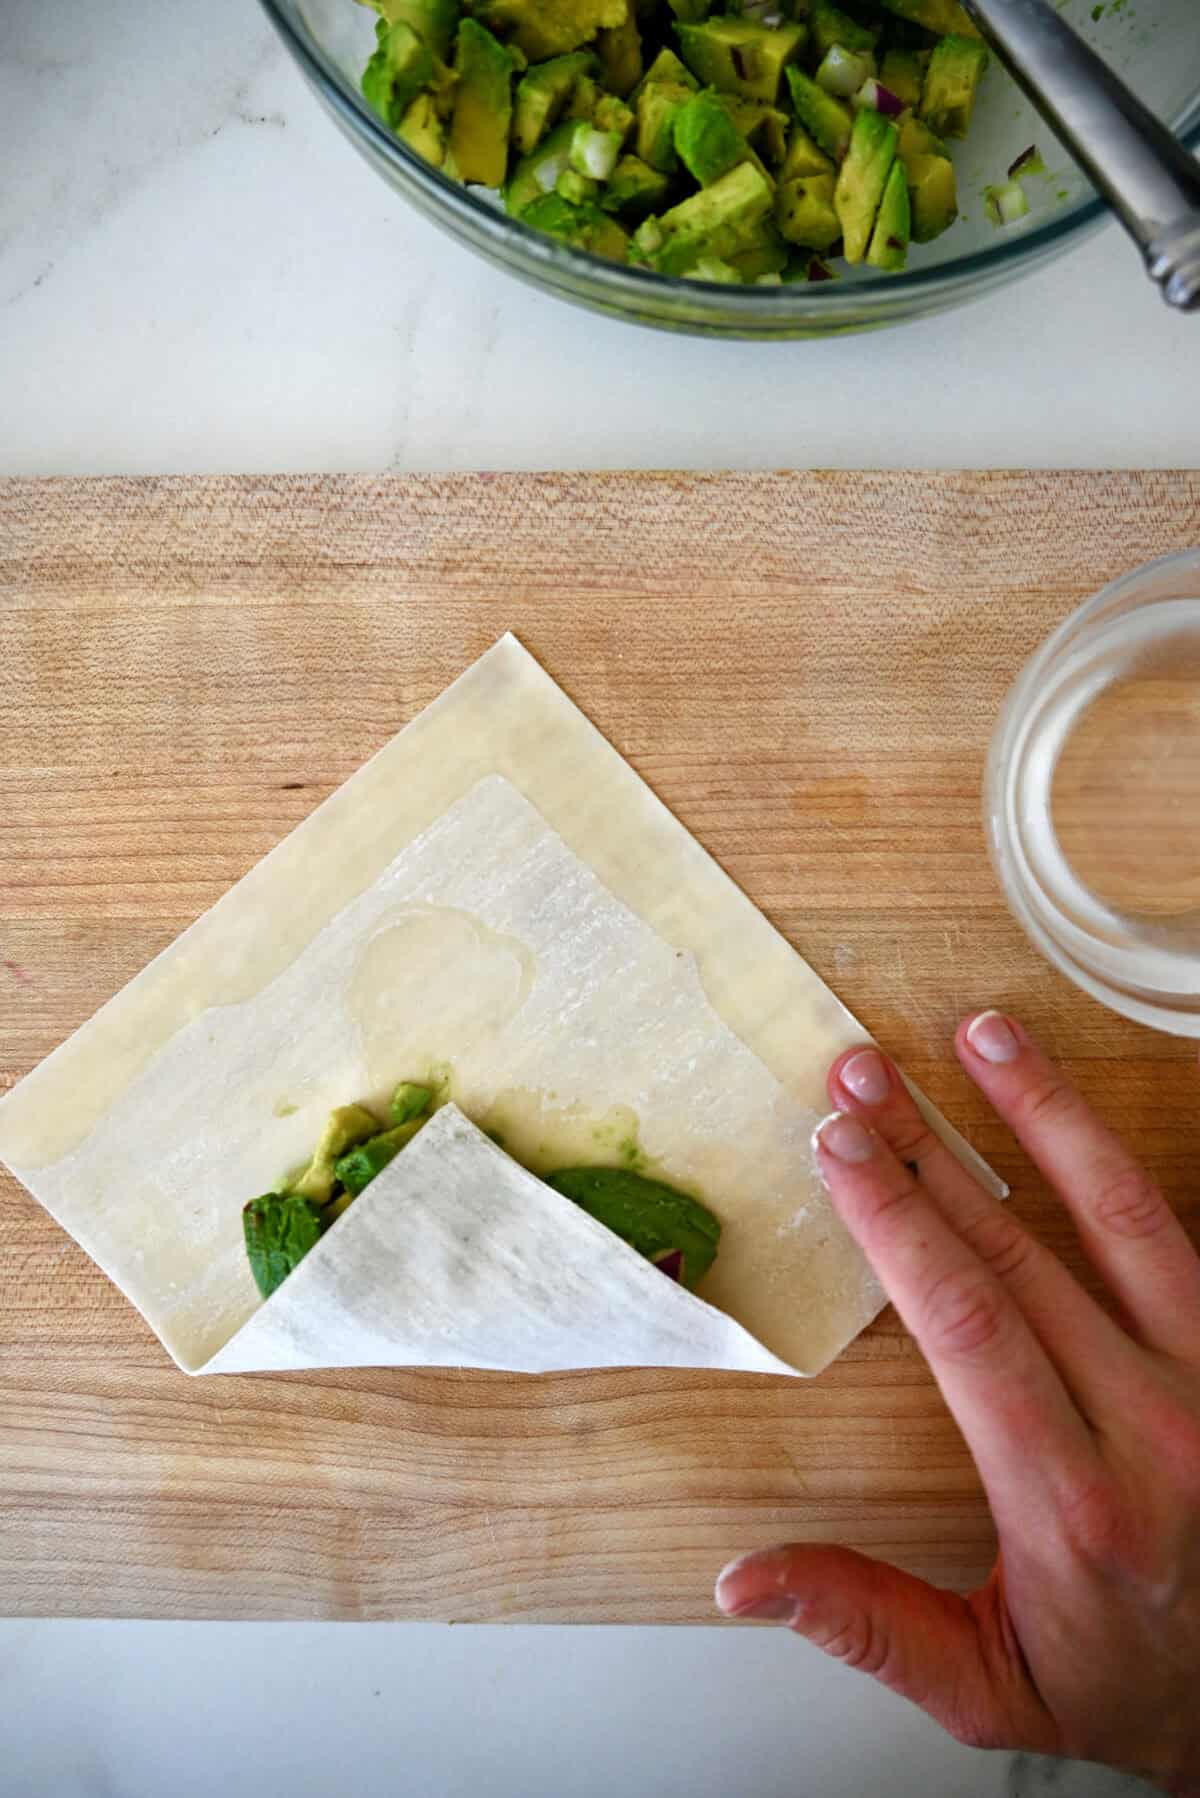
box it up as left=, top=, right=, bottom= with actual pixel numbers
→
left=2, top=471, right=1198, bottom=1623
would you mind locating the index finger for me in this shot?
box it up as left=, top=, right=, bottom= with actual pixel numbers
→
left=814, top=1110, right=1098, bottom=1513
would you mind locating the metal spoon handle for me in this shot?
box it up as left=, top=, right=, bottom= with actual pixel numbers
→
left=960, top=0, right=1200, bottom=311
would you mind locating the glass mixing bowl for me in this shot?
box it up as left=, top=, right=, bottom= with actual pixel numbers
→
left=262, top=0, right=1200, bottom=337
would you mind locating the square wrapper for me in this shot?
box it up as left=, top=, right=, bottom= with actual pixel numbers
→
left=0, top=635, right=1002, bottom=1375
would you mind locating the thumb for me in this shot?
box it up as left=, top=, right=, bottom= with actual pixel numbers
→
left=715, top=1544, right=1026, bottom=1750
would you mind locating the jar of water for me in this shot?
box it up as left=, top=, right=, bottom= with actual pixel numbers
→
left=987, top=550, right=1200, bottom=1036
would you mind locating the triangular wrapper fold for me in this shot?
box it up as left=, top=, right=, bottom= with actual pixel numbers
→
left=204, top=1106, right=794, bottom=1377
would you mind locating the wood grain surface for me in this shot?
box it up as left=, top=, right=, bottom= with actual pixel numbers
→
left=2, top=471, right=1199, bottom=1623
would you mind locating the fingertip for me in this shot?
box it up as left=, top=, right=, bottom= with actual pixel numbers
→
left=957, top=1009, right=1027, bottom=1069
left=829, top=1044, right=895, bottom=1109
left=715, top=1546, right=791, bottom=1615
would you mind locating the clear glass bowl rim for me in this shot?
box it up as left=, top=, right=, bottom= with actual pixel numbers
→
left=260, top=0, right=1200, bottom=324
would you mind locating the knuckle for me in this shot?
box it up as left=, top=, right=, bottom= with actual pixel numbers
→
left=962, top=1210, right=1039, bottom=1289
left=1011, top=1072, right=1081, bottom=1138
left=814, top=1607, right=893, bottom=1679
left=921, top=1267, right=1009, bottom=1362
left=874, top=1107, right=940, bottom=1169
left=1087, top=1164, right=1168, bottom=1242
left=1057, top=1477, right=1132, bottom=1569
left=947, top=1713, right=1005, bottom=1752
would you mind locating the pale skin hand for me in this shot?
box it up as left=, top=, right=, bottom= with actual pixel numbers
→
left=715, top=1012, right=1200, bottom=1793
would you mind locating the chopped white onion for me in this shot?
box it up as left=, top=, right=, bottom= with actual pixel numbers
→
left=570, top=123, right=620, bottom=182
left=985, top=178, right=1031, bottom=226
left=535, top=152, right=569, bottom=194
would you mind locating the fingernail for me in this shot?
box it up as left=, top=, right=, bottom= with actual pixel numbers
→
left=814, top=1110, right=876, bottom=1165
left=839, top=1048, right=891, bottom=1106
left=730, top=1597, right=798, bottom=1623
left=966, top=1010, right=1021, bottom=1065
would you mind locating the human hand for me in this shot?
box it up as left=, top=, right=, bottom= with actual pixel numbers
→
left=716, top=1013, right=1200, bottom=1793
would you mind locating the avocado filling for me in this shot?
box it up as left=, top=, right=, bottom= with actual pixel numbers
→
left=244, top=1079, right=722, bottom=1298
left=356, top=0, right=988, bottom=280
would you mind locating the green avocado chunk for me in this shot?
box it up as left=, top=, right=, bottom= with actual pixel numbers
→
left=920, top=34, right=989, bottom=140
left=780, top=122, right=834, bottom=181
left=785, top=67, right=852, bottom=163
left=449, top=19, right=520, bottom=186
left=776, top=171, right=840, bottom=251
left=877, top=0, right=979, bottom=36
left=834, top=104, right=898, bottom=264
left=673, top=88, right=752, bottom=186
left=335, top=1118, right=426, bottom=1196
left=633, top=51, right=698, bottom=171
left=879, top=47, right=928, bottom=112
left=907, top=149, right=958, bottom=241
left=290, top=1103, right=381, bottom=1203
left=474, top=0, right=629, bottom=61
left=513, top=51, right=594, bottom=154
left=809, top=0, right=877, bottom=62
left=520, top=192, right=631, bottom=259
left=545, top=1166, right=721, bottom=1288
left=397, top=90, right=448, bottom=165
left=634, top=158, right=773, bottom=274
left=602, top=153, right=672, bottom=218
left=243, top=1193, right=328, bottom=1299
left=390, top=1081, right=434, bottom=1125
left=675, top=18, right=806, bottom=104
left=362, top=20, right=436, bottom=128
left=595, top=7, right=643, bottom=95
left=370, top=0, right=461, bottom=61
left=866, top=156, right=911, bottom=269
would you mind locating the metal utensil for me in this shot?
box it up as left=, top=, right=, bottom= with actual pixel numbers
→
left=960, top=0, right=1200, bottom=311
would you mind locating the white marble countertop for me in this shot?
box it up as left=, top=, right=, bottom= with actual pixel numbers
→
left=0, top=3, right=1184, bottom=1794
left=2, top=0, right=1196, bottom=478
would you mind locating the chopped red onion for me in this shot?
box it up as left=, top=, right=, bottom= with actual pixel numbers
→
left=654, top=1249, right=685, bottom=1282
left=985, top=178, right=1030, bottom=226
left=1007, top=143, right=1043, bottom=180
left=854, top=78, right=905, bottom=117
left=807, top=257, right=835, bottom=281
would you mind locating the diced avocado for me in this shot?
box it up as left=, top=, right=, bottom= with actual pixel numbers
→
left=675, top=19, right=806, bottom=104
left=602, top=153, right=672, bottom=217
left=390, top=1081, right=433, bottom=1125
left=520, top=192, right=632, bottom=259
left=290, top=1103, right=380, bottom=1203
left=512, top=51, right=594, bottom=155
left=877, top=0, right=979, bottom=35
left=920, top=35, right=989, bottom=140
left=775, top=171, right=840, bottom=250
left=719, top=97, right=789, bottom=164
left=727, top=224, right=789, bottom=280
left=557, top=168, right=600, bottom=202
left=879, top=48, right=927, bottom=112
left=834, top=104, right=897, bottom=263
left=243, top=1192, right=327, bottom=1299
left=634, top=159, right=773, bottom=274
left=334, top=1118, right=426, bottom=1197
left=593, top=91, right=636, bottom=141
left=673, top=88, right=751, bottom=186
left=785, top=67, right=851, bottom=162
left=396, top=91, right=447, bottom=166
left=636, top=76, right=694, bottom=172
left=810, top=0, right=877, bottom=61
left=450, top=19, right=519, bottom=186
left=632, top=47, right=698, bottom=97
left=475, top=0, right=629, bottom=61
left=545, top=1165, right=721, bottom=1289
left=897, top=112, right=950, bottom=166
left=906, top=150, right=958, bottom=240
left=780, top=122, right=834, bottom=180
left=371, top=0, right=461, bottom=61
left=505, top=117, right=580, bottom=213
left=866, top=156, right=910, bottom=268
left=362, top=21, right=436, bottom=129
left=568, top=78, right=635, bottom=144
left=689, top=255, right=742, bottom=281
left=596, top=7, right=643, bottom=96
